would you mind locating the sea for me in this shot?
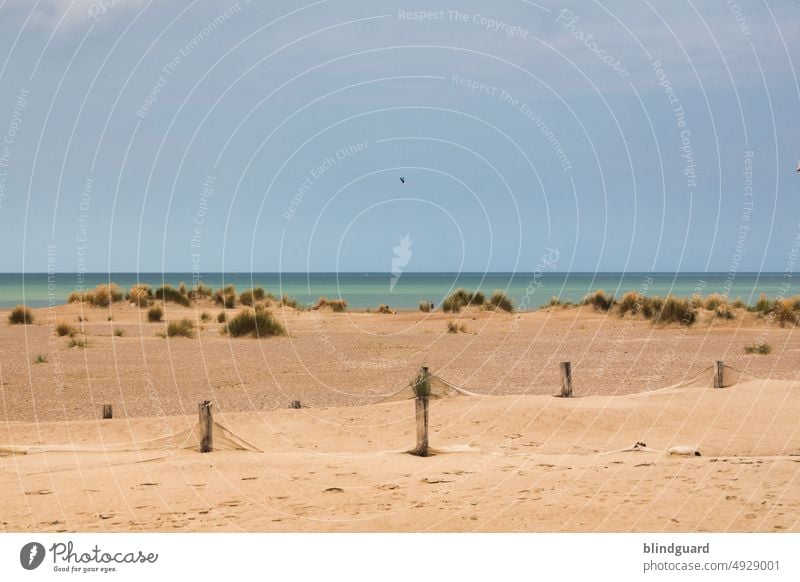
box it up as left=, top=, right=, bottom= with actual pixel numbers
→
left=0, top=272, right=792, bottom=310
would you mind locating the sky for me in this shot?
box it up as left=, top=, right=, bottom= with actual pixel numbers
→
left=0, top=0, right=798, bottom=274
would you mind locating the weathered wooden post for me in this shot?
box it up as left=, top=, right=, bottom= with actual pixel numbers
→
left=412, top=367, right=430, bottom=456
left=198, top=400, right=213, bottom=453
left=714, top=360, right=724, bottom=389
left=560, top=361, right=573, bottom=398
left=102, top=404, right=113, bottom=419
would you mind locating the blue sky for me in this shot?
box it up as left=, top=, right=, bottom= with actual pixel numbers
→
left=0, top=0, right=798, bottom=273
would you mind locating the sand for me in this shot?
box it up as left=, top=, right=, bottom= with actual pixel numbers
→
left=1, top=301, right=799, bottom=532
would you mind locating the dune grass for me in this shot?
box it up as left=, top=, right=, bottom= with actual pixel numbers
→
left=69, top=337, right=88, bottom=349
left=8, top=305, right=33, bottom=325
left=280, top=294, right=300, bottom=309
left=154, top=285, right=191, bottom=306
left=166, top=319, right=195, bottom=338
left=55, top=321, right=76, bottom=337
left=214, top=285, right=237, bottom=309
left=223, top=308, right=286, bottom=338
left=419, top=300, right=433, bottom=313
left=313, top=297, right=347, bottom=312
left=488, top=290, right=514, bottom=312
left=127, top=284, right=152, bottom=307
left=583, top=289, right=614, bottom=311
left=744, top=342, right=771, bottom=355
left=147, top=305, right=164, bottom=322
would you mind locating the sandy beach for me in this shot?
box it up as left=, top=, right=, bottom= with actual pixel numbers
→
left=1, top=301, right=799, bottom=532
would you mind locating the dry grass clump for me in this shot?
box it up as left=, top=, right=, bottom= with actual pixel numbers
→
left=166, top=319, right=195, bottom=338
left=376, top=304, right=395, bottom=314
left=488, top=290, right=513, bottom=312
left=280, top=294, right=300, bottom=309
left=190, top=283, right=213, bottom=300
left=223, top=308, right=286, bottom=338
left=773, top=296, right=800, bottom=326
left=652, top=295, right=696, bottom=325
left=200, top=311, right=210, bottom=322
left=617, top=291, right=648, bottom=316
left=731, top=297, right=747, bottom=309
left=446, top=320, right=468, bottom=333
left=744, top=342, right=771, bottom=355
left=750, top=293, right=774, bottom=315
left=714, top=304, right=735, bottom=320
left=239, top=287, right=268, bottom=307
left=67, top=283, right=124, bottom=307
left=55, top=321, right=76, bottom=336
left=418, top=300, right=433, bottom=312
left=582, top=289, right=614, bottom=311
left=217, top=311, right=227, bottom=323
left=214, top=285, right=237, bottom=309
left=34, top=354, right=47, bottom=364
left=127, top=284, right=152, bottom=307
left=8, top=305, right=34, bottom=325
left=68, top=337, right=88, bottom=349
left=147, top=305, right=163, bottom=322
left=704, top=293, right=725, bottom=310
left=313, top=297, right=347, bottom=312
left=441, top=288, right=473, bottom=313
left=154, top=285, right=191, bottom=306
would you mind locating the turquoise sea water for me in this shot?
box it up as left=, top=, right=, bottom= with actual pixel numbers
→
left=0, top=272, right=792, bottom=310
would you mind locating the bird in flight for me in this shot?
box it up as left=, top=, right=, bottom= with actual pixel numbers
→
left=796, top=161, right=800, bottom=172
left=400, top=177, right=405, bottom=183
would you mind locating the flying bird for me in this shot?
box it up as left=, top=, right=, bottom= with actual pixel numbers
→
left=796, top=161, right=800, bottom=172
left=400, top=177, right=405, bottom=183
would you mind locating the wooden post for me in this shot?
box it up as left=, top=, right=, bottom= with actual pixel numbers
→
left=560, top=361, right=573, bottom=398
left=413, top=396, right=430, bottom=456
left=198, top=400, right=213, bottom=453
left=102, top=404, right=112, bottom=419
left=714, top=360, right=724, bottom=389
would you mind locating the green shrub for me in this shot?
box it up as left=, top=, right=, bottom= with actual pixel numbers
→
left=223, top=308, right=286, bottom=338
left=147, top=305, right=163, bottom=322
left=154, top=285, right=191, bottom=306
left=167, top=319, right=195, bottom=338
left=744, top=342, right=771, bottom=355
left=34, top=354, right=47, bottom=364
left=583, top=289, right=614, bottom=311
left=8, top=305, right=33, bottom=324
left=470, top=291, right=486, bottom=306
left=55, top=321, right=76, bottom=337
left=488, top=290, right=514, bottom=312
left=200, top=311, right=210, bottom=321
left=217, top=311, right=227, bottom=323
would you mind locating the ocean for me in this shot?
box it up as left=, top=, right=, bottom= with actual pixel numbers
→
left=0, top=272, right=792, bottom=310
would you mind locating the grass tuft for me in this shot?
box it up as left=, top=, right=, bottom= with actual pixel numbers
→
left=55, top=321, right=76, bottom=337
left=223, top=308, right=286, bottom=338
left=147, top=305, right=164, bottom=322
left=167, top=319, right=195, bottom=338
left=583, top=289, right=614, bottom=311
left=313, top=297, right=348, bottom=312
left=154, top=285, right=191, bottom=306
left=8, top=305, right=33, bottom=325
left=744, top=342, right=771, bottom=355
